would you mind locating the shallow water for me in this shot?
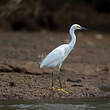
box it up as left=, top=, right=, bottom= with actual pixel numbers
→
left=0, top=98, right=110, bottom=110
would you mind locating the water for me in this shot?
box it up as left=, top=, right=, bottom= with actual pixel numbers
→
left=0, top=98, right=110, bottom=110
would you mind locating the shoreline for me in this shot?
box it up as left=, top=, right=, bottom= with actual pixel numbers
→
left=0, top=59, right=110, bottom=100
left=0, top=32, right=110, bottom=100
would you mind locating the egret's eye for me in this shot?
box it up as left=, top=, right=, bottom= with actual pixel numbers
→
left=77, top=26, right=81, bottom=28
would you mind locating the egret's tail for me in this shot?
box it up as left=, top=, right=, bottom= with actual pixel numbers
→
left=40, top=63, right=43, bottom=68
left=40, top=60, right=45, bottom=68
left=40, top=57, right=47, bottom=68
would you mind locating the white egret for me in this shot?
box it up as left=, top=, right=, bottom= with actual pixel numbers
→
left=40, top=24, right=87, bottom=93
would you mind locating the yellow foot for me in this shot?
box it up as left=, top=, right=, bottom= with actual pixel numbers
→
left=57, top=89, right=69, bottom=94
left=49, top=86, right=56, bottom=90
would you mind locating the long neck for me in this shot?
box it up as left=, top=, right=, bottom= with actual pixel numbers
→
left=69, top=30, right=76, bottom=49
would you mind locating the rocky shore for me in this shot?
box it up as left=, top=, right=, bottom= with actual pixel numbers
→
left=0, top=31, right=110, bottom=100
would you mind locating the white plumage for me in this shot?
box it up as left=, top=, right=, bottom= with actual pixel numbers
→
left=40, top=44, right=68, bottom=68
left=40, top=24, right=87, bottom=89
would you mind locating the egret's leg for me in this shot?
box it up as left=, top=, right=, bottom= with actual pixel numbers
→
left=57, top=65, right=69, bottom=94
left=51, top=71, right=54, bottom=87
left=49, top=70, right=56, bottom=90
left=58, top=69, right=62, bottom=88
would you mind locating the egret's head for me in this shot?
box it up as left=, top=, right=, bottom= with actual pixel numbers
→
left=71, top=24, right=87, bottom=30
left=69, top=24, right=87, bottom=36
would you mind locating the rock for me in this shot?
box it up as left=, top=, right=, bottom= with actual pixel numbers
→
left=0, top=59, right=51, bottom=75
left=0, top=63, right=13, bottom=72
left=95, top=33, right=103, bottom=39
left=8, top=82, right=16, bottom=87
left=67, top=78, right=81, bottom=83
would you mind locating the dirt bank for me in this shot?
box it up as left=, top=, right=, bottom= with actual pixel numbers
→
left=0, top=31, right=110, bottom=100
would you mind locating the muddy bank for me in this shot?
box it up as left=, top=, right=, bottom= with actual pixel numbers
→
left=0, top=59, right=110, bottom=100
left=0, top=31, right=110, bottom=100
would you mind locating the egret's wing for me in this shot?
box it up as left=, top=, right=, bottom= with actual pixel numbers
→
left=40, top=44, right=68, bottom=68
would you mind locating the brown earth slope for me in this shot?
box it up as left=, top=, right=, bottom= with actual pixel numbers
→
left=0, top=31, right=110, bottom=99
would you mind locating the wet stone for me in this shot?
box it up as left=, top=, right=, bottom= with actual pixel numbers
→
left=8, top=82, right=16, bottom=87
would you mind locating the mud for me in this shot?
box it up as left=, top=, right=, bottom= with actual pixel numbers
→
left=0, top=31, right=110, bottom=100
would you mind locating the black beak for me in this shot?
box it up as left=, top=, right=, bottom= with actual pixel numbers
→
left=80, top=27, right=88, bottom=30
